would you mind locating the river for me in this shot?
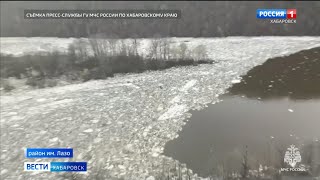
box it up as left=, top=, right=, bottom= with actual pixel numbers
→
left=164, top=47, right=320, bottom=179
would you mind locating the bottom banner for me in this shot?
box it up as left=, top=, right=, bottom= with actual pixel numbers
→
left=24, top=162, right=87, bottom=172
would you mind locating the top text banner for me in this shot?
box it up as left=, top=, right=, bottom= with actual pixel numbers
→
left=24, top=10, right=181, bottom=19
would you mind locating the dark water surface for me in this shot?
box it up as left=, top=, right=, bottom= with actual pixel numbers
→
left=163, top=47, right=320, bottom=178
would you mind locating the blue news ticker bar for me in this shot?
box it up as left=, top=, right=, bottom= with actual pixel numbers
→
left=256, top=9, right=287, bottom=19
left=26, top=148, right=73, bottom=158
left=51, top=162, right=87, bottom=172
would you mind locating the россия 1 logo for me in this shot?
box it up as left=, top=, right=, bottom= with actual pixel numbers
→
left=256, top=9, right=297, bottom=24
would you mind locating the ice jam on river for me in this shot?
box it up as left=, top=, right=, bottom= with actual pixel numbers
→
left=1, top=37, right=320, bottom=179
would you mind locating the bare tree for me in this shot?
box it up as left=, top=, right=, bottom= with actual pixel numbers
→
left=149, top=35, right=161, bottom=59
left=158, top=38, right=171, bottom=60
left=241, top=145, right=249, bottom=179
left=179, top=43, right=188, bottom=59
left=72, top=39, right=89, bottom=62
left=131, top=35, right=140, bottom=56
left=192, top=45, right=208, bottom=61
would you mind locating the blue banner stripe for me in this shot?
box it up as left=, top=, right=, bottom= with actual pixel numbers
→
left=257, top=9, right=287, bottom=19
left=50, top=162, right=87, bottom=172
left=26, top=148, right=73, bottom=158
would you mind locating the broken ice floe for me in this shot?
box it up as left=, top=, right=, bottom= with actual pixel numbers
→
left=83, top=129, right=93, bottom=133
left=231, top=79, right=241, bottom=84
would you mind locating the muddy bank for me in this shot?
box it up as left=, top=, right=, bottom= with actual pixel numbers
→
left=228, top=47, right=320, bottom=100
